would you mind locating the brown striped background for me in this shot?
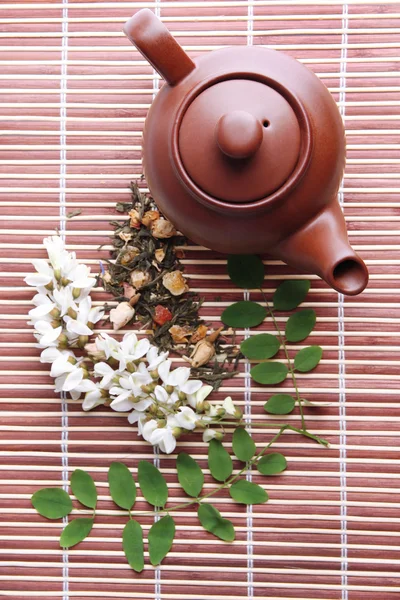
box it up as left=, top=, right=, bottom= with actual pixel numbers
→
left=1, top=1, right=400, bottom=599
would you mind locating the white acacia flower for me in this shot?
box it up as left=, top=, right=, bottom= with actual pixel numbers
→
left=118, top=332, right=150, bottom=370
left=158, top=360, right=202, bottom=395
left=55, top=367, right=84, bottom=393
left=34, top=320, right=62, bottom=348
left=43, top=236, right=69, bottom=272
left=175, top=406, right=198, bottom=431
left=70, top=378, right=98, bottom=401
left=222, top=396, right=238, bottom=417
left=82, top=384, right=106, bottom=411
left=154, top=384, right=179, bottom=407
left=95, top=333, right=120, bottom=360
left=50, top=351, right=79, bottom=378
left=29, top=294, right=56, bottom=319
left=94, top=361, right=118, bottom=388
left=146, top=346, right=169, bottom=371
left=65, top=297, right=103, bottom=337
left=187, top=384, right=213, bottom=410
left=141, top=419, right=158, bottom=442
left=40, top=346, right=64, bottom=364
left=24, top=259, right=54, bottom=287
left=109, top=368, right=153, bottom=412
left=150, top=426, right=176, bottom=454
left=53, top=287, right=77, bottom=317
left=203, top=428, right=224, bottom=442
left=67, top=262, right=96, bottom=290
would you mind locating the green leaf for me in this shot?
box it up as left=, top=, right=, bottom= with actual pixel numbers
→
left=108, top=462, right=136, bottom=510
left=250, top=362, right=288, bottom=385
left=71, top=469, right=97, bottom=509
left=60, top=518, right=93, bottom=548
left=138, top=461, right=168, bottom=508
left=31, top=488, right=73, bottom=520
left=257, top=453, right=287, bottom=475
left=232, top=428, right=256, bottom=462
left=227, top=254, right=264, bottom=289
left=264, top=394, right=296, bottom=415
left=221, top=301, right=267, bottom=328
left=148, top=515, right=175, bottom=566
left=285, top=309, right=316, bottom=342
left=273, top=279, right=310, bottom=311
left=198, top=503, right=235, bottom=542
left=176, top=453, right=204, bottom=497
left=123, top=519, right=144, bottom=573
left=294, top=345, right=323, bottom=372
left=229, top=479, right=268, bottom=505
left=208, top=439, right=233, bottom=482
left=240, top=333, right=280, bottom=360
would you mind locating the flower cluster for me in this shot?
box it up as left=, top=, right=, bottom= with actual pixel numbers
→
left=25, top=237, right=241, bottom=453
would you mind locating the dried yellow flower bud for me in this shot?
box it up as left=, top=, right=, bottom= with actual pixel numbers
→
left=118, top=231, right=133, bottom=243
left=155, top=247, right=166, bottom=263
left=109, top=302, right=135, bottom=330
left=190, top=324, right=208, bottom=344
left=120, top=247, right=139, bottom=265
left=141, top=210, right=160, bottom=227
left=151, top=218, right=177, bottom=239
left=169, top=324, right=193, bottom=344
left=162, top=270, right=189, bottom=296
left=190, top=339, right=215, bottom=368
left=128, top=209, right=141, bottom=229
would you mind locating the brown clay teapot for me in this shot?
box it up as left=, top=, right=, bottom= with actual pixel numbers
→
left=124, top=9, right=369, bottom=295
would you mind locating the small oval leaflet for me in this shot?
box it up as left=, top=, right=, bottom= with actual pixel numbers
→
left=257, top=452, right=288, bottom=475
left=250, top=362, right=288, bottom=385
left=176, top=452, right=204, bottom=497
left=71, top=469, right=97, bottom=509
left=273, top=279, right=310, bottom=311
left=221, top=300, right=267, bottom=328
left=208, top=439, right=233, bottom=482
left=198, top=503, right=235, bottom=542
left=294, top=345, right=323, bottom=372
left=108, top=462, right=136, bottom=510
left=123, top=519, right=144, bottom=573
left=264, top=394, right=296, bottom=415
left=229, top=479, right=268, bottom=505
left=285, top=309, right=316, bottom=342
left=31, top=488, right=73, bottom=520
left=240, top=333, right=280, bottom=360
left=148, top=515, right=175, bottom=566
left=232, top=427, right=256, bottom=462
left=60, top=518, right=93, bottom=548
left=138, top=461, right=168, bottom=508
left=227, top=254, right=265, bottom=289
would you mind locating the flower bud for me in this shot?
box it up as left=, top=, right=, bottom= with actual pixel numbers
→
left=178, top=391, right=186, bottom=402
left=61, top=277, right=70, bottom=287
left=72, top=287, right=81, bottom=299
left=126, top=362, right=136, bottom=373
left=150, top=370, right=159, bottom=380
left=162, top=270, right=188, bottom=296
left=57, top=333, right=68, bottom=349
left=151, top=218, right=176, bottom=239
left=165, top=385, right=174, bottom=395
left=109, top=302, right=135, bottom=331
left=189, top=339, right=215, bottom=368
left=78, top=335, right=89, bottom=349
left=67, top=356, right=77, bottom=365
left=195, top=419, right=207, bottom=429
left=157, top=419, right=166, bottom=428
left=45, top=281, right=54, bottom=292
left=50, top=319, right=61, bottom=328
left=50, top=307, right=61, bottom=319
left=141, top=383, right=156, bottom=394
left=130, top=270, right=151, bottom=290
left=217, top=407, right=226, bottom=417
left=172, top=427, right=183, bottom=438
left=54, top=268, right=61, bottom=282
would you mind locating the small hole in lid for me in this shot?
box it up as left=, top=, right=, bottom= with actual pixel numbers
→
left=263, top=120, right=270, bottom=128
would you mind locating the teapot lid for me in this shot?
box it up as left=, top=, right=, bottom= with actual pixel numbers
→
left=178, top=79, right=301, bottom=203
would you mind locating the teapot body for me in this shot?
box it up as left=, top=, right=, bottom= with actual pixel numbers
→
left=141, top=45, right=345, bottom=254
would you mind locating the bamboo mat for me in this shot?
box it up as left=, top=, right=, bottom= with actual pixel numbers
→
left=1, top=1, right=400, bottom=599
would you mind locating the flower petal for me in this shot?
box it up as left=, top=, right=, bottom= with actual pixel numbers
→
left=180, top=379, right=202, bottom=395
left=62, top=369, right=84, bottom=392
left=195, top=385, right=214, bottom=405
left=167, top=366, right=190, bottom=387
left=109, top=397, right=134, bottom=412
left=40, top=347, right=62, bottom=363
left=66, top=319, right=92, bottom=336
left=132, top=337, right=151, bottom=359
left=154, top=385, right=169, bottom=404
left=158, top=359, right=171, bottom=383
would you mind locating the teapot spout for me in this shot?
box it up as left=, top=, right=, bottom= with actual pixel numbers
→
left=273, top=203, right=369, bottom=296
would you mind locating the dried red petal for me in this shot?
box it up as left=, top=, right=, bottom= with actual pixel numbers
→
left=153, top=304, right=173, bottom=326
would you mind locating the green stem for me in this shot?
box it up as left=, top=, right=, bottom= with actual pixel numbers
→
left=259, top=289, right=306, bottom=431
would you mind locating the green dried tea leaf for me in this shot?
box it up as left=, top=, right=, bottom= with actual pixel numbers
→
left=250, top=362, right=288, bottom=385
left=273, top=280, right=310, bottom=311
left=240, top=333, right=280, bottom=360
left=148, top=515, right=175, bottom=566
left=208, top=439, right=233, bottom=482
left=60, top=518, right=93, bottom=548
left=71, top=469, right=97, bottom=509
left=257, top=453, right=288, bottom=475
left=31, top=488, right=73, bottom=520
left=138, top=461, right=168, bottom=508
left=227, top=254, right=265, bottom=289
left=123, top=519, right=144, bottom=573
left=232, top=427, right=256, bottom=462
left=197, top=503, right=235, bottom=542
left=176, top=452, right=204, bottom=498
left=229, top=479, right=268, bottom=505
left=294, top=345, right=323, bottom=372
left=264, top=394, right=296, bottom=415
left=108, top=462, right=137, bottom=510
left=221, top=301, right=267, bottom=328
left=285, top=309, right=316, bottom=342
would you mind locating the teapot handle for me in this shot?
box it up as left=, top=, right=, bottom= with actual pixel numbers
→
left=124, top=9, right=196, bottom=86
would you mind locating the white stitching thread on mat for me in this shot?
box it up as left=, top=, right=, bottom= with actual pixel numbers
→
left=153, top=2, right=161, bottom=599
left=60, top=1, right=69, bottom=598
left=245, top=2, right=254, bottom=596
left=338, top=3, right=349, bottom=598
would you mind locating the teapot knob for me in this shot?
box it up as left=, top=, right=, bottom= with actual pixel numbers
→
left=215, top=110, right=263, bottom=160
